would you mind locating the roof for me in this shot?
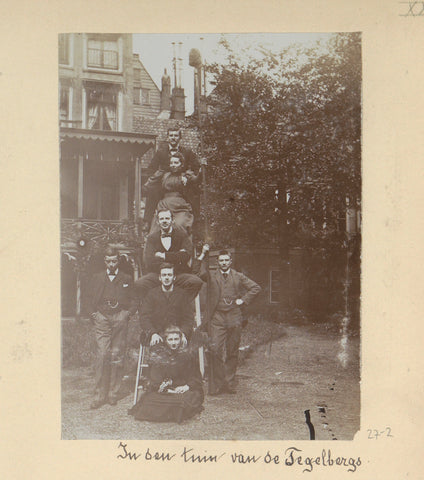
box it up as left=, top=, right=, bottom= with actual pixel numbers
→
left=60, top=128, right=157, bottom=158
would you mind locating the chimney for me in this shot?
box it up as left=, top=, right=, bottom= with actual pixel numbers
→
left=171, top=87, right=185, bottom=120
left=171, top=41, right=185, bottom=119
left=189, top=47, right=207, bottom=118
left=160, top=68, right=171, bottom=112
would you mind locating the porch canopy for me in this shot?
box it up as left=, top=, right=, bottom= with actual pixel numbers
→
left=60, top=127, right=156, bottom=157
left=60, top=127, right=156, bottom=224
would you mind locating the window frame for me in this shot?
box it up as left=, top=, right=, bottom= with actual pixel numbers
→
left=84, top=35, right=123, bottom=74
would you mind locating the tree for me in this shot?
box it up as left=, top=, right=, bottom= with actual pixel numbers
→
left=202, top=33, right=361, bottom=252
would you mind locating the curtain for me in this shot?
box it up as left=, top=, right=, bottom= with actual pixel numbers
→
left=88, top=104, right=99, bottom=129
left=104, top=104, right=116, bottom=131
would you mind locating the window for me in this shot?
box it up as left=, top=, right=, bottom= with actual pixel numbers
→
left=59, top=34, right=69, bottom=65
left=134, top=68, right=141, bottom=82
left=87, top=39, right=118, bottom=70
left=141, top=88, right=150, bottom=105
left=133, top=87, right=150, bottom=105
left=269, top=270, right=281, bottom=303
left=133, top=87, right=140, bottom=105
left=86, top=87, right=117, bottom=131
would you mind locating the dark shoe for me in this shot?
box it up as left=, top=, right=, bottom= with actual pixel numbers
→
left=108, top=396, right=118, bottom=406
left=90, top=399, right=106, bottom=409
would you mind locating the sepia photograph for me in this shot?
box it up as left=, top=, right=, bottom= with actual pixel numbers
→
left=59, top=32, right=361, bottom=440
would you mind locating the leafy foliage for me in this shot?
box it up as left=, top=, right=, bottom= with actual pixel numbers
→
left=202, top=33, right=361, bottom=251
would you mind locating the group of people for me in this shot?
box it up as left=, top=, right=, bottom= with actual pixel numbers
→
left=87, top=128, right=261, bottom=423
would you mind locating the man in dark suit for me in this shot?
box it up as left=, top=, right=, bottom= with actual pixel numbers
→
left=143, top=128, right=201, bottom=230
left=203, top=249, right=261, bottom=395
left=135, top=208, right=203, bottom=301
left=88, top=247, right=135, bottom=409
left=141, top=263, right=195, bottom=347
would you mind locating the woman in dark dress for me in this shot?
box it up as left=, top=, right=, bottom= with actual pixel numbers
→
left=129, top=326, right=204, bottom=423
left=144, top=153, right=200, bottom=234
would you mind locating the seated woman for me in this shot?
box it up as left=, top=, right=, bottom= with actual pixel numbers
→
left=129, top=326, right=204, bottom=423
left=144, top=152, right=200, bottom=235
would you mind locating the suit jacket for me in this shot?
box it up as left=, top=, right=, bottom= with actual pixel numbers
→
left=149, top=145, right=200, bottom=175
left=201, top=269, right=261, bottom=319
left=88, top=270, right=134, bottom=315
left=143, top=227, right=193, bottom=274
left=144, top=145, right=201, bottom=226
left=140, top=286, right=195, bottom=341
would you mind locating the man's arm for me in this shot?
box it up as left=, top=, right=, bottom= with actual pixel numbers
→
left=148, top=148, right=167, bottom=174
left=182, top=147, right=200, bottom=174
left=164, top=249, right=190, bottom=267
left=140, top=290, right=158, bottom=340
left=177, top=291, right=196, bottom=340
left=238, top=273, right=261, bottom=305
left=143, top=235, right=162, bottom=272
left=143, top=169, right=164, bottom=193
left=192, top=244, right=209, bottom=278
left=122, top=274, right=137, bottom=314
left=164, top=231, right=192, bottom=266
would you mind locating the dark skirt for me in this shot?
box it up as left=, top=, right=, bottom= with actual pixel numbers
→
left=129, top=390, right=204, bottom=423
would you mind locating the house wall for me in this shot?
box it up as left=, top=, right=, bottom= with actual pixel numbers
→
left=59, top=33, right=134, bottom=132
left=132, top=55, right=161, bottom=119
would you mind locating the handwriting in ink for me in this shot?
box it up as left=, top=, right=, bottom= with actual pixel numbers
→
left=181, top=447, right=225, bottom=463
left=145, top=447, right=176, bottom=461
left=230, top=452, right=261, bottom=463
left=117, top=443, right=176, bottom=461
left=117, top=442, right=141, bottom=460
left=284, top=447, right=362, bottom=473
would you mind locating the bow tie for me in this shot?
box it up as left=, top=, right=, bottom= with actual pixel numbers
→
left=108, top=271, right=117, bottom=276
left=161, top=233, right=172, bottom=238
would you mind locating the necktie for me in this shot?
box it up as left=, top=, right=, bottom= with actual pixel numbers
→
left=223, top=272, right=229, bottom=280
left=161, top=233, right=171, bottom=238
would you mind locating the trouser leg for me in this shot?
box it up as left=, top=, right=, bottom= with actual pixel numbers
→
left=134, top=273, right=160, bottom=302
left=93, top=312, right=112, bottom=402
left=109, top=310, right=130, bottom=399
left=208, top=313, right=227, bottom=393
left=175, top=273, right=204, bottom=301
left=224, top=325, right=242, bottom=388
